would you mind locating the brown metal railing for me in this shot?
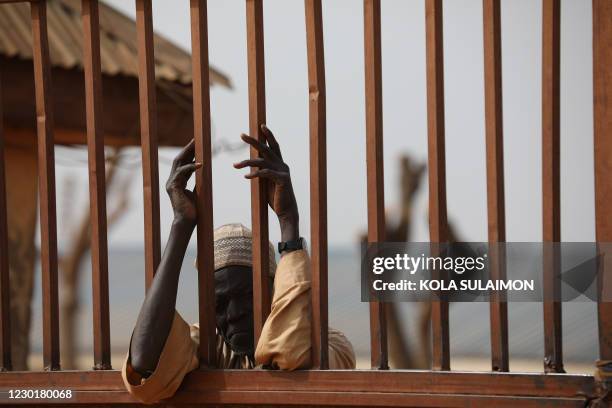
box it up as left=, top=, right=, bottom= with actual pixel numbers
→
left=482, top=0, right=508, bottom=374
left=81, top=0, right=111, bottom=371
left=30, top=0, right=60, bottom=372
left=189, top=0, right=217, bottom=369
left=0, top=55, right=10, bottom=373
left=424, top=0, right=450, bottom=372
left=364, top=0, right=388, bottom=371
left=305, top=0, right=329, bottom=370
left=245, top=0, right=272, bottom=348
left=135, top=0, right=161, bottom=291
left=0, top=0, right=610, bottom=406
left=541, top=0, right=564, bottom=375
left=593, top=0, right=612, bottom=375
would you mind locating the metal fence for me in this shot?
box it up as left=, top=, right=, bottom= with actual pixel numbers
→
left=0, top=0, right=610, bottom=406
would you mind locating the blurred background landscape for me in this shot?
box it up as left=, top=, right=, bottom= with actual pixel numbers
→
left=28, top=247, right=597, bottom=371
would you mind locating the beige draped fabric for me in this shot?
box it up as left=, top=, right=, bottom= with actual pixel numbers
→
left=122, top=249, right=356, bottom=404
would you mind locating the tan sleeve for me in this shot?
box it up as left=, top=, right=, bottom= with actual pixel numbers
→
left=254, top=249, right=356, bottom=370
left=255, top=249, right=312, bottom=370
left=121, top=312, right=199, bottom=404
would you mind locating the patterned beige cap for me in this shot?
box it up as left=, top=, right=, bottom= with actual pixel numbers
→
left=213, top=223, right=277, bottom=276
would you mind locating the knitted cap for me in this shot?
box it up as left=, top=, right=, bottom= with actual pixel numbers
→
left=213, top=223, right=277, bottom=276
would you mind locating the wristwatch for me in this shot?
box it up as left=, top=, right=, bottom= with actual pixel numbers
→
left=278, top=237, right=306, bottom=254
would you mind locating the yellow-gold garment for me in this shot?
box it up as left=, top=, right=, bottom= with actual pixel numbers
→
left=121, top=250, right=356, bottom=404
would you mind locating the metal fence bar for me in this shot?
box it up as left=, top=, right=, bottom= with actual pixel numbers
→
left=30, top=0, right=60, bottom=371
left=135, top=0, right=161, bottom=290
left=593, top=0, right=612, bottom=366
left=425, top=0, right=450, bottom=371
left=542, top=0, right=563, bottom=374
left=81, top=0, right=111, bottom=370
left=246, top=0, right=271, bottom=344
left=305, top=0, right=329, bottom=370
left=190, top=0, right=216, bottom=368
left=482, top=0, right=509, bottom=373
left=364, top=0, right=388, bottom=370
left=0, top=71, right=11, bottom=372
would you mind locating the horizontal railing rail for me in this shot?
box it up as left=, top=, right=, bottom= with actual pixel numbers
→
left=0, top=370, right=597, bottom=406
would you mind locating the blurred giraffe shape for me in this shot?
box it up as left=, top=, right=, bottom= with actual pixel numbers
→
left=360, top=155, right=424, bottom=368
left=360, top=155, right=462, bottom=369
left=387, top=156, right=425, bottom=368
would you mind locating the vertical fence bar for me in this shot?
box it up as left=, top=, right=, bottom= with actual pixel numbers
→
left=81, top=0, right=111, bottom=370
left=364, top=0, right=388, bottom=370
left=135, top=0, right=161, bottom=290
left=425, top=0, right=450, bottom=371
left=0, top=71, right=11, bottom=372
left=246, top=0, right=270, bottom=344
left=305, top=0, right=329, bottom=370
left=190, top=0, right=216, bottom=368
left=542, top=0, right=563, bottom=373
left=483, top=0, right=509, bottom=373
left=30, top=0, right=60, bottom=371
left=593, top=0, right=612, bottom=370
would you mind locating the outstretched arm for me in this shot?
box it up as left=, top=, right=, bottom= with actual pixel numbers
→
left=235, top=125, right=312, bottom=369
left=129, top=140, right=200, bottom=377
left=235, top=126, right=356, bottom=369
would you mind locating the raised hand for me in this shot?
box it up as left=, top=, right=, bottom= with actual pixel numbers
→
left=234, top=125, right=299, bottom=242
left=166, top=139, right=201, bottom=225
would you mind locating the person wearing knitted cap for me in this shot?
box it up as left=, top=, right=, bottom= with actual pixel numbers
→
left=122, top=125, right=355, bottom=404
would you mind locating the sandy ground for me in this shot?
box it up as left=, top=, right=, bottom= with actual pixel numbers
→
left=26, top=353, right=594, bottom=375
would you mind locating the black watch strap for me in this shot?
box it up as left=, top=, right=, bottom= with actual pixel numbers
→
left=278, top=238, right=304, bottom=254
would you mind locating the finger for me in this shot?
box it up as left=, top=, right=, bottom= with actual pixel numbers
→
left=171, top=163, right=200, bottom=187
left=261, top=124, right=282, bottom=160
left=172, top=139, right=196, bottom=170
left=233, top=158, right=275, bottom=170
left=244, top=168, right=287, bottom=181
left=240, top=134, right=275, bottom=160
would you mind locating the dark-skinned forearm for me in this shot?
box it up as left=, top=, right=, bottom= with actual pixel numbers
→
left=279, top=208, right=299, bottom=243
left=129, top=217, right=195, bottom=376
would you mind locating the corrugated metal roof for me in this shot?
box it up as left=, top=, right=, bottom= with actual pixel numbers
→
left=0, top=0, right=231, bottom=88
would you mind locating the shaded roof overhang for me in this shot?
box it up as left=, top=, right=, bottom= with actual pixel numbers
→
left=2, top=55, right=198, bottom=148
left=0, top=0, right=231, bottom=147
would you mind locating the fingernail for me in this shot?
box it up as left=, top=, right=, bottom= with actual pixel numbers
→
left=195, top=162, right=202, bottom=168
